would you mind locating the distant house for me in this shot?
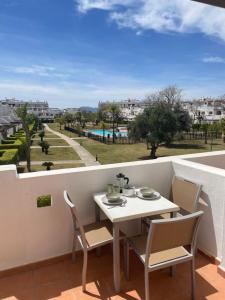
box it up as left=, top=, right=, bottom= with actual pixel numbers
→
left=0, top=98, right=62, bottom=122
left=0, top=104, right=21, bottom=141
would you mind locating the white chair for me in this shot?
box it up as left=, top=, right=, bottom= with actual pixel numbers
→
left=63, top=190, right=125, bottom=292
left=126, top=211, right=204, bottom=300
left=143, top=176, right=202, bottom=228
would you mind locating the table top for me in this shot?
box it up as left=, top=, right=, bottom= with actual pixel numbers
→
left=93, top=192, right=180, bottom=223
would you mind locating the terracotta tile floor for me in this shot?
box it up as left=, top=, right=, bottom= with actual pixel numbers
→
left=0, top=247, right=224, bottom=300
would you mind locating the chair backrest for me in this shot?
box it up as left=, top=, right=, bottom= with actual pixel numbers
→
left=63, top=190, right=87, bottom=249
left=145, top=211, right=203, bottom=265
left=171, top=176, right=202, bottom=213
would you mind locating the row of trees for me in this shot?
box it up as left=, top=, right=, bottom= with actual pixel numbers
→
left=55, top=104, right=123, bottom=144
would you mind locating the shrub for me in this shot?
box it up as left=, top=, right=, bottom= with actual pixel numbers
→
left=0, top=139, right=25, bottom=156
left=0, top=149, right=19, bottom=165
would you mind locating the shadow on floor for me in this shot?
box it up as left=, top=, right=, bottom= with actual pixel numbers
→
left=0, top=248, right=221, bottom=300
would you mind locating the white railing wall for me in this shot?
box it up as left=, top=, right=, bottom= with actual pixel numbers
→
left=0, top=159, right=173, bottom=271
left=172, top=158, right=225, bottom=267
left=0, top=151, right=225, bottom=273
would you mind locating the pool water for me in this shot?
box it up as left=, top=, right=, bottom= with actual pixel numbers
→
left=87, top=129, right=128, bottom=137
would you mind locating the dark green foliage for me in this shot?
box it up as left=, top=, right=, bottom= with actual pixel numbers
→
left=37, top=195, right=52, bottom=207
left=0, top=149, right=19, bottom=164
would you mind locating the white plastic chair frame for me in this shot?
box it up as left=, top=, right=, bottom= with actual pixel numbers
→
left=63, top=190, right=125, bottom=292
left=126, top=211, right=204, bottom=300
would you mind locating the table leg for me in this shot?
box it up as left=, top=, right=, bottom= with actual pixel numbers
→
left=95, top=203, right=101, bottom=256
left=95, top=203, right=100, bottom=222
left=113, top=223, right=121, bottom=293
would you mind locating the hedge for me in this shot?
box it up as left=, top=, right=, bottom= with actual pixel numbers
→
left=0, top=139, right=25, bottom=154
left=0, top=149, right=18, bottom=165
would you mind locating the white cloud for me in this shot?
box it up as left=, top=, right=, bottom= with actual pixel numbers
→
left=202, top=56, right=225, bottom=63
left=3, top=64, right=70, bottom=79
left=4, top=65, right=55, bottom=76
left=75, top=0, right=225, bottom=41
left=76, top=0, right=136, bottom=13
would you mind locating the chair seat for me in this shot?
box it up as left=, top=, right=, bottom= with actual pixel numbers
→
left=83, top=220, right=124, bottom=248
left=129, top=234, right=189, bottom=266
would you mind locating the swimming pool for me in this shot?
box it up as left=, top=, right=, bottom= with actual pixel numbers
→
left=87, top=129, right=128, bottom=138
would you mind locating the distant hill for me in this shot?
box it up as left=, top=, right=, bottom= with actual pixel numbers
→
left=79, top=106, right=98, bottom=112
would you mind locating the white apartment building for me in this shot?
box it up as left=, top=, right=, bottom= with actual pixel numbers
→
left=100, top=97, right=225, bottom=123
left=0, top=98, right=62, bottom=121
left=183, top=98, right=225, bottom=123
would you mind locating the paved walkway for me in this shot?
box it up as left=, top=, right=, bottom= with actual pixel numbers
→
left=44, top=124, right=100, bottom=167
left=71, top=137, right=87, bottom=140
left=19, top=160, right=83, bottom=166
left=32, top=138, right=62, bottom=140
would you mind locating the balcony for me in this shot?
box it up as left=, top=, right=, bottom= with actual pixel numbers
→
left=0, top=150, right=225, bottom=299
left=0, top=248, right=224, bottom=299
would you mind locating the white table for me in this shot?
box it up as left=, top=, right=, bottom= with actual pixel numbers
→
left=93, top=192, right=180, bottom=292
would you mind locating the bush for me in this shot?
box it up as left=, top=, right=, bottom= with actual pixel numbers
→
left=0, top=149, right=18, bottom=165
left=0, top=139, right=25, bottom=156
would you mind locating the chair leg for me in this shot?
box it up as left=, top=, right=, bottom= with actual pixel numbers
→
left=145, top=270, right=150, bottom=300
left=124, top=240, right=130, bottom=280
left=82, top=250, right=88, bottom=292
left=191, top=259, right=196, bottom=300
left=72, top=234, right=77, bottom=263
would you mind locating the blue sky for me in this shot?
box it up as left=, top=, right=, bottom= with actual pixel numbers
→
left=0, top=0, right=225, bottom=108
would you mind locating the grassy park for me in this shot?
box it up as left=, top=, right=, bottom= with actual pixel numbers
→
left=76, top=138, right=225, bottom=165
left=48, top=123, right=78, bottom=138
left=32, top=138, right=69, bottom=146
left=31, top=147, right=80, bottom=161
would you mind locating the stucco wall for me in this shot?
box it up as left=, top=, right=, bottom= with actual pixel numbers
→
left=0, top=159, right=173, bottom=271
left=0, top=152, right=225, bottom=272
left=172, top=159, right=225, bottom=264
left=183, top=151, right=225, bottom=170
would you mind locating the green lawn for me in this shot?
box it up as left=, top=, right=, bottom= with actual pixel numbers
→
left=32, top=133, right=59, bottom=139
left=32, top=138, right=69, bottom=146
left=31, top=147, right=80, bottom=161
left=48, top=123, right=78, bottom=138
left=76, top=138, right=225, bottom=165
left=17, top=163, right=85, bottom=173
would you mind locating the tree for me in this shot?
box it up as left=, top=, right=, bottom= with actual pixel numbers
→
left=106, top=104, right=123, bottom=144
left=100, top=121, right=106, bottom=143
left=38, top=141, right=45, bottom=153
left=173, top=102, right=191, bottom=133
left=55, top=116, right=65, bottom=130
left=64, top=113, right=73, bottom=127
left=201, top=123, right=210, bottom=144
left=145, top=86, right=191, bottom=146
left=42, top=161, right=54, bottom=171
left=42, top=141, right=50, bottom=154
left=129, top=101, right=177, bottom=159
left=16, top=104, right=35, bottom=172
left=219, top=118, right=225, bottom=143
left=39, top=131, right=45, bottom=142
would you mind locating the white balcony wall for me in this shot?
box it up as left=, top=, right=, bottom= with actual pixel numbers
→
left=183, top=151, right=225, bottom=170
left=1, top=152, right=225, bottom=273
left=0, top=159, right=173, bottom=271
left=172, top=159, right=225, bottom=267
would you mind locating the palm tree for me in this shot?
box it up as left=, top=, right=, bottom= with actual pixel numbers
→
left=107, top=104, right=122, bottom=144
left=42, top=161, right=54, bottom=171
left=100, top=121, right=106, bottom=143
